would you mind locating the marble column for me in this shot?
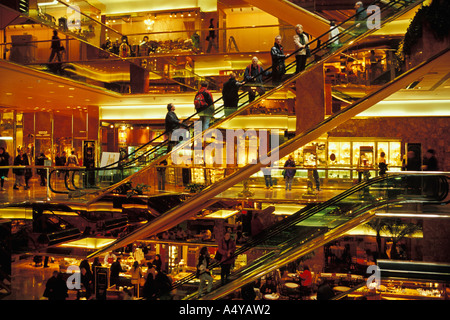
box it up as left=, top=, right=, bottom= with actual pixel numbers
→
left=422, top=220, right=450, bottom=263
left=295, top=66, right=326, bottom=135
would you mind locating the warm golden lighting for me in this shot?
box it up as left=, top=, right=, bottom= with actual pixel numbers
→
left=358, top=100, right=450, bottom=117
left=203, top=210, right=239, bottom=219
left=59, top=237, right=116, bottom=249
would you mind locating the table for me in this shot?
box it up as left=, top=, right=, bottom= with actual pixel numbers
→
left=264, top=293, right=280, bottom=300
left=285, top=282, right=300, bottom=289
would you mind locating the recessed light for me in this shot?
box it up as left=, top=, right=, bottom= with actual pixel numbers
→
left=5, top=93, right=12, bottom=96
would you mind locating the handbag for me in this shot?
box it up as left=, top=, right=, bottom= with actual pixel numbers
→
left=306, top=46, right=311, bottom=58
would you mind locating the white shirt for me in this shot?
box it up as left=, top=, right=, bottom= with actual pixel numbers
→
left=104, top=252, right=116, bottom=265
left=329, top=26, right=340, bottom=45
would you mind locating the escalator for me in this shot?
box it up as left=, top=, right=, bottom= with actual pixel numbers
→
left=85, top=41, right=450, bottom=261
left=174, top=172, right=449, bottom=300
left=50, top=0, right=425, bottom=199
left=83, top=0, right=447, bottom=258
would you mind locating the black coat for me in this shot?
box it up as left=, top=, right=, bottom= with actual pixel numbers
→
left=222, top=78, right=241, bottom=108
left=36, top=154, right=48, bottom=175
left=0, top=151, right=10, bottom=177
left=13, top=154, right=29, bottom=176
left=44, top=275, right=68, bottom=300
left=110, top=260, right=123, bottom=278
left=165, top=111, right=181, bottom=133
left=271, top=43, right=286, bottom=75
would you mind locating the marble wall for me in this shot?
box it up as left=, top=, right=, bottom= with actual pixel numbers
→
left=328, top=117, right=449, bottom=171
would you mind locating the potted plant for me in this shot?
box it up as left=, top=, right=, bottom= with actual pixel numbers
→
left=115, top=181, right=150, bottom=198
left=185, top=183, right=206, bottom=193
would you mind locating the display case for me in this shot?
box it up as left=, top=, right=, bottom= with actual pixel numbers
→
left=303, top=146, right=317, bottom=168
left=328, top=141, right=351, bottom=166
left=348, top=279, right=447, bottom=300
left=328, top=138, right=402, bottom=179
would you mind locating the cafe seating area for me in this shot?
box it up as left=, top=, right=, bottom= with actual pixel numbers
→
left=244, top=267, right=366, bottom=301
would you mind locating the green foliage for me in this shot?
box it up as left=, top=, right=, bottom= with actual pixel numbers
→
left=185, top=183, right=206, bottom=193
left=115, top=181, right=150, bottom=198
left=126, top=183, right=150, bottom=198
left=397, top=0, right=450, bottom=62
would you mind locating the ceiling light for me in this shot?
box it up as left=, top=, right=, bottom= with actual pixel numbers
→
left=37, top=0, right=58, bottom=7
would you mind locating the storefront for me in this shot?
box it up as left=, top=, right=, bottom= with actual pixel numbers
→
left=0, top=108, right=99, bottom=165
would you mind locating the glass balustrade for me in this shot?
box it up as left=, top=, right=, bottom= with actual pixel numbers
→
left=176, top=172, right=449, bottom=299
left=0, top=0, right=427, bottom=205
left=70, top=0, right=424, bottom=196
left=81, top=0, right=443, bottom=265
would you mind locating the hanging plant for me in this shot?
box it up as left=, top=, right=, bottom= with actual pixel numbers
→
left=402, top=5, right=428, bottom=56
left=400, top=0, right=450, bottom=57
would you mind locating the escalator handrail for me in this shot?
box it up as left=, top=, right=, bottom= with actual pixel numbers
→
left=104, top=0, right=418, bottom=171
left=48, top=0, right=425, bottom=195
left=85, top=42, right=450, bottom=262
left=50, top=0, right=415, bottom=193
left=194, top=195, right=432, bottom=300
left=171, top=173, right=449, bottom=290
left=81, top=0, right=412, bottom=171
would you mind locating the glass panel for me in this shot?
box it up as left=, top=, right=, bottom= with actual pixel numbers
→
left=0, top=112, right=15, bottom=157
left=38, top=0, right=426, bottom=200
left=176, top=173, right=450, bottom=299
left=389, top=141, right=402, bottom=168
left=328, top=141, right=351, bottom=166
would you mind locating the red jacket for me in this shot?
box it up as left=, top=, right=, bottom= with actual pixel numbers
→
left=218, top=238, right=236, bottom=265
